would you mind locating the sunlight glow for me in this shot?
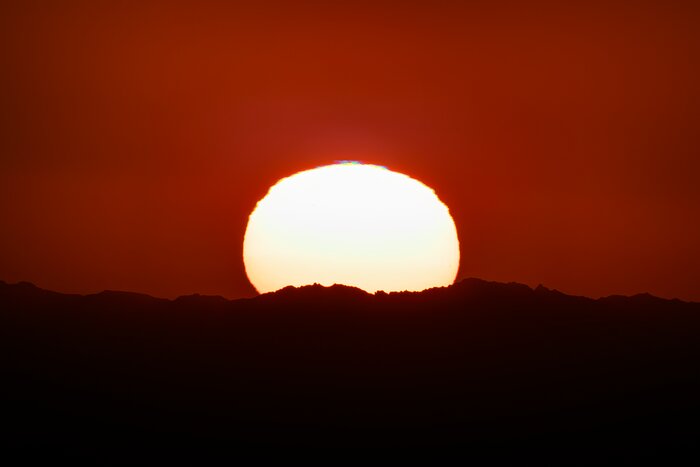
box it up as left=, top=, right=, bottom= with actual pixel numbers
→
left=243, top=163, right=460, bottom=294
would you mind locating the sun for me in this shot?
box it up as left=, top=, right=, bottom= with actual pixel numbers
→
left=243, top=162, right=460, bottom=294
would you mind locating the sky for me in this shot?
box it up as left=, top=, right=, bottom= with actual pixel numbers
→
left=1, top=1, right=699, bottom=300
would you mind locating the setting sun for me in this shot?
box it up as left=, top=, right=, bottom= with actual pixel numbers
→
left=243, top=163, right=460, bottom=294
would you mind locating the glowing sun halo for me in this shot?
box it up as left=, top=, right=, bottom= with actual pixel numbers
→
left=243, top=163, right=460, bottom=294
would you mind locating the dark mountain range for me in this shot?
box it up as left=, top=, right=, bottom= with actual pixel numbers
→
left=2, top=279, right=700, bottom=459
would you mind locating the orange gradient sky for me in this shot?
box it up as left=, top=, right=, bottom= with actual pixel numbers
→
left=1, top=1, right=699, bottom=300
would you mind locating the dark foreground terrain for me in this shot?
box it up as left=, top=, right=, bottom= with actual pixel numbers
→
left=2, top=279, right=700, bottom=459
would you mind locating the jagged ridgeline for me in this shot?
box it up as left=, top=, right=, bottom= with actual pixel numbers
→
left=2, top=279, right=700, bottom=457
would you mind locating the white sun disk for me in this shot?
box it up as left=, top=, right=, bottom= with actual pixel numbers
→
left=243, top=163, right=460, bottom=294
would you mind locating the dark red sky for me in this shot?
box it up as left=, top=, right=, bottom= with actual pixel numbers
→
left=1, top=1, right=699, bottom=300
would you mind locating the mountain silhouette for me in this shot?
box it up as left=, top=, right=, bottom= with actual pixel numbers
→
left=2, top=279, right=699, bottom=459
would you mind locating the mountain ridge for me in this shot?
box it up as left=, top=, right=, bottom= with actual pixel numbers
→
left=2, top=275, right=700, bottom=457
left=1, top=277, right=695, bottom=306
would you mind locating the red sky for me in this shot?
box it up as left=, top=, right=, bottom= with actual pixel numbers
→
left=1, top=1, right=699, bottom=300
